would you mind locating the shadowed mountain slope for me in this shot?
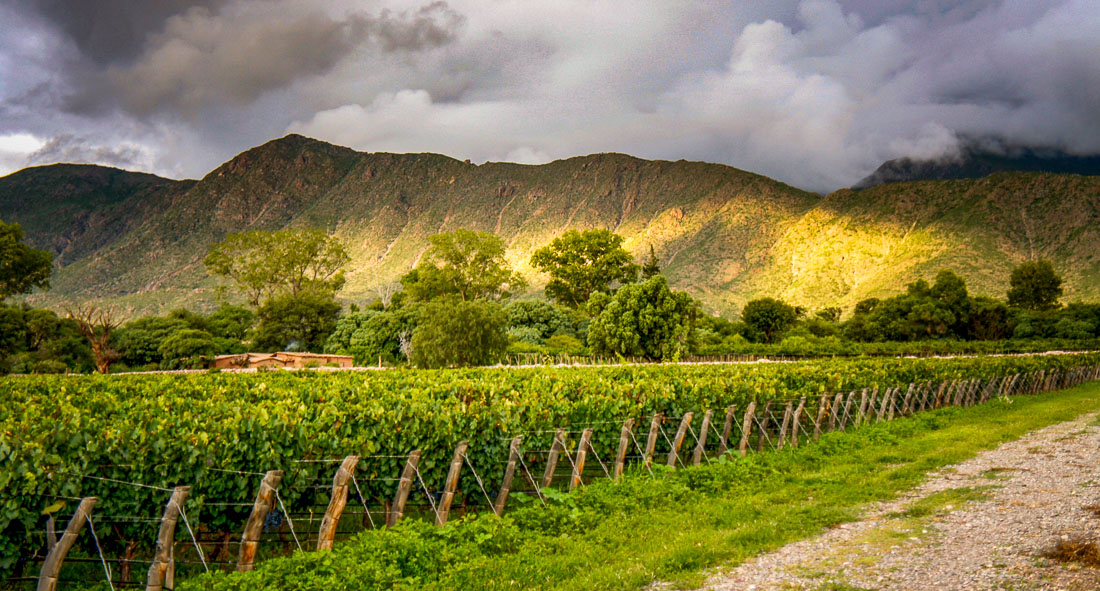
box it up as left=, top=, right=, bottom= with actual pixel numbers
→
left=2, top=135, right=1097, bottom=315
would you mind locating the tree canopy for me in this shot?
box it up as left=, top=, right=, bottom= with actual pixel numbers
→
left=1007, top=260, right=1063, bottom=311
left=741, top=297, right=798, bottom=344
left=0, top=220, right=53, bottom=300
left=410, top=299, right=509, bottom=368
left=530, top=229, right=639, bottom=308
left=587, top=275, right=697, bottom=360
left=402, top=229, right=526, bottom=302
left=204, top=228, right=349, bottom=305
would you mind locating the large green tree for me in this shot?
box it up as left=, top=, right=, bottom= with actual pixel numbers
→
left=741, top=298, right=798, bottom=344
left=0, top=220, right=52, bottom=300
left=587, top=275, right=697, bottom=360
left=402, top=229, right=525, bottom=302
left=530, top=229, right=639, bottom=308
left=1007, top=260, right=1063, bottom=311
left=409, top=299, right=509, bottom=368
left=204, top=228, right=349, bottom=305
left=253, top=291, right=342, bottom=352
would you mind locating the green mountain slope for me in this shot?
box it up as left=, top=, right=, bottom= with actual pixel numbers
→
left=2, top=135, right=1097, bottom=316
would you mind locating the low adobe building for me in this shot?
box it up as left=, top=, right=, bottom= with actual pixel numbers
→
left=213, top=352, right=355, bottom=370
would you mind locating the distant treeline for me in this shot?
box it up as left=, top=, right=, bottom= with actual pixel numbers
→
left=2, top=218, right=1097, bottom=374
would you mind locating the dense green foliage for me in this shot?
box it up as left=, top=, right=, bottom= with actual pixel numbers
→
left=587, top=276, right=697, bottom=360
left=1007, top=260, right=1063, bottom=311
left=409, top=299, right=509, bottom=368
left=0, top=219, right=52, bottom=300
left=741, top=297, right=798, bottom=343
left=0, top=303, right=91, bottom=374
left=253, top=291, right=342, bottom=352
left=1, top=353, right=1095, bottom=577
left=178, top=378, right=1100, bottom=590
left=530, top=229, right=639, bottom=308
left=204, top=227, right=349, bottom=305
left=401, top=229, right=526, bottom=302
left=112, top=305, right=253, bottom=370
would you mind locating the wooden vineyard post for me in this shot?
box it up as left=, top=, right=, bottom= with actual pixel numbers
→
left=146, top=486, right=190, bottom=591
left=856, top=389, right=869, bottom=426
left=494, top=436, right=523, bottom=515
left=238, top=470, right=283, bottom=572
left=613, top=419, right=634, bottom=481
left=777, top=402, right=793, bottom=450
left=570, top=428, right=593, bottom=490
left=738, top=402, right=756, bottom=457
left=718, top=405, right=737, bottom=455
left=790, top=398, right=806, bottom=447
left=757, top=402, right=772, bottom=452
left=692, top=409, right=714, bottom=466
left=386, top=451, right=421, bottom=527
left=876, top=388, right=891, bottom=422
left=667, top=412, right=695, bottom=467
left=813, top=396, right=829, bottom=441
left=644, top=415, right=663, bottom=467
left=828, top=394, right=843, bottom=432
left=901, top=383, right=915, bottom=416
left=317, top=456, right=358, bottom=549
left=37, top=496, right=97, bottom=591
left=885, top=387, right=898, bottom=421
left=541, top=429, right=566, bottom=488
left=436, top=442, right=469, bottom=526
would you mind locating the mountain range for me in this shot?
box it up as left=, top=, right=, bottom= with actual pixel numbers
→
left=2, top=134, right=1098, bottom=316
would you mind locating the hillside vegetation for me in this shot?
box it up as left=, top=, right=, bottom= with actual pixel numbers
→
left=2, top=134, right=1098, bottom=315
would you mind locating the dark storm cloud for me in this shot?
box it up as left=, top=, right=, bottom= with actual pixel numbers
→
left=21, top=0, right=464, bottom=116
left=26, top=0, right=231, bottom=65
left=2, top=0, right=1099, bottom=191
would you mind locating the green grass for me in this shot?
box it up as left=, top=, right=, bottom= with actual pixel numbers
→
left=177, top=380, right=1100, bottom=591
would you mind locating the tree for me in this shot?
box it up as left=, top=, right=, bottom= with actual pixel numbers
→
left=0, top=220, right=53, bottom=300
left=1007, top=260, right=1063, bottom=311
left=741, top=298, right=797, bottom=344
left=252, top=291, right=341, bottom=352
left=204, top=228, right=349, bottom=305
left=409, top=299, right=508, bottom=368
left=586, top=275, right=698, bottom=360
left=640, top=245, right=661, bottom=279
left=67, top=303, right=123, bottom=374
left=402, top=229, right=525, bottom=302
left=530, top=229, right=639, bottom=308
left=158, top=329, right=217, bottom=369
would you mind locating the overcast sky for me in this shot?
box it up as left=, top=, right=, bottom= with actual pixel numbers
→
left=1, top=0, right=1097, bottom=192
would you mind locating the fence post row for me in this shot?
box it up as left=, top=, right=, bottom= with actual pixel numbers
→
left=613, top=420, right=633, bottom=481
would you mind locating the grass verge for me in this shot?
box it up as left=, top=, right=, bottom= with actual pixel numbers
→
left=179, top=381, right=1100, bottom=591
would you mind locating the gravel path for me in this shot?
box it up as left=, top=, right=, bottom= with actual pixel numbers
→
left=700, top=412, right=1100, bottom=591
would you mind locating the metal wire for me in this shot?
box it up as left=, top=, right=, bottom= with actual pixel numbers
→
left=274, top=489, right=302, bottom=552
left=349, top=474, right=376, bottom=529
left=86, top=514, right=115, bottom=591
left=461, top=452, right=497, bottom=511
left=176, top=500, right=209, bottom=572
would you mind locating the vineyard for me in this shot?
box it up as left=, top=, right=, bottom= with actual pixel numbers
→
left=2, top=353, right=1099, bottom=588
